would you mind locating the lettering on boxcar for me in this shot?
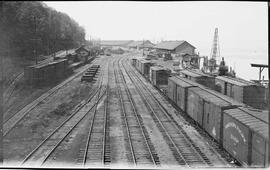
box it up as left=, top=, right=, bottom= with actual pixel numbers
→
left=225, top=122, right=246, bottom=143
left=230, top=134, right=239, bottom=144
left=212, top=127, right=216, bottom=137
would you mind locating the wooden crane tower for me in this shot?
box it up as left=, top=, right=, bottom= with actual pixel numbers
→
left=209, top=28, right=220, bottom=73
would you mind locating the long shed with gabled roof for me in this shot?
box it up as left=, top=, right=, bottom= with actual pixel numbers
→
left=154, top=40, right=196, bottom=55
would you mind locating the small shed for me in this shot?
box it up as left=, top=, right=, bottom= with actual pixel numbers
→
left=215, top=76, right=266, bottom=109
left=75, top=45, right=90, bottom=63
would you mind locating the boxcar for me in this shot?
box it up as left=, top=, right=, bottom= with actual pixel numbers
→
left=141, top=60, right=153, bottom=78
left=24, top=59, right=68, bottom=86
left=174, top=76, right=244, bottom=110
left=223, top=107, right=268, bottom=167
left=167, top=76, right=197, bottom=112
left=150, top=66, right=170, bottom=87
left=187, top=86, right=240, bottom=143
left=167, top=77, right=177, bottom=103
left=131, top=58, right=137, bottom=67
left=215, top=76, right=266, bottom=109
left=180, top=69, right=215, bottom=89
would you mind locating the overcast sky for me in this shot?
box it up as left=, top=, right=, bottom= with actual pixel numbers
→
left=44, top=1, right=268, bottom=56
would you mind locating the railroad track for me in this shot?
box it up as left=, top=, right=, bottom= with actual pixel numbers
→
left=79, top=60, right=111, bottom=167
left=119, top=56, right=213, bottom=167
left=113, top=58, right=160, bottom=167
left=21, top=64, right=106, bottom=167
left=3, top=63, right=97, bottom=137
left=3, top=72, right=24, bottom=103
left=124, top=56, right=235, bottom=167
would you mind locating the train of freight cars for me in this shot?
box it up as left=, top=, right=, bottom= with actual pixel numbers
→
left=132, top=58, right=266, bottom=109
left=131, top=58, right=269, bottom=167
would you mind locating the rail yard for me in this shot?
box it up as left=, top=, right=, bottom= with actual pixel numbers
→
left=1, top=2, right=268, bottom=169
left=3, top=47, right=268, bottom=168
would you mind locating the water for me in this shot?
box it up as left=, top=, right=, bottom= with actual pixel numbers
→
left=200, top=50, right=268, bottom=81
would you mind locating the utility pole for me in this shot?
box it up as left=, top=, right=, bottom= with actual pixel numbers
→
left=142, top=39, right=145, bottom=56
left=0, top=1, right=4, bottom=165
left=48, top=10, right=51, bottom=56
left=65, top=27, right=68, bottom=55
left=33, top=16, right=38, bottom=64
left=53, top=24, right=56, bottom=60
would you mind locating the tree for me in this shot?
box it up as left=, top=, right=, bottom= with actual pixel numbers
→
left=2, top=1, right=86, bottom=59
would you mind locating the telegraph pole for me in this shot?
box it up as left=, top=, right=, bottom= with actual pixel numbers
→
left=0, top=1, right=4, bottom=165
left=142, top=39, right=145, bottom=56
left=33, top=16, right=38, bottom=64
left=65, top=27, right=68, bottom=55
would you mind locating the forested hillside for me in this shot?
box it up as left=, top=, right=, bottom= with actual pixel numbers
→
left=1, top=1, right=85, bottom=59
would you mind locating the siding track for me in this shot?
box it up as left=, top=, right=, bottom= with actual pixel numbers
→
left=113, top=58, right=160, bottom=167
left=120, top=56, right=213, bottom=167
left=20, top=65, right=105, bottom=167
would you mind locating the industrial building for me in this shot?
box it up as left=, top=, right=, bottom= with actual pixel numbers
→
left=127, top=40, right=155, bottom=50
left=154, top=40, right=196, bottom=55
left=100, top=40, right=134, bottom=48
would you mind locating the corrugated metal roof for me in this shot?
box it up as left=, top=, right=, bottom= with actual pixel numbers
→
left=216, top=76, right=257, bottom=87
left=224, top=108, right=268, bottom=140
left=154, top=40, right=195, bottom=50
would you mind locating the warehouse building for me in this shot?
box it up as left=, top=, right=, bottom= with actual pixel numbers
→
left=128, top=40, right=155, bottom=50
left=100, top=40, right=134, bottom=48
left=154, top=40, right=196, bottom=55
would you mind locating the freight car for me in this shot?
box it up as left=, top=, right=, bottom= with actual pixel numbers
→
left=149, top=66, right=170, bottom=87
left=223, top=107, right=268, bottom=167
left=179, top=69, right=215, bottom=89
left=131, top=58, right=137, bottom=67
left=168, top=77, right=245, bottom=143
left=168, top=76, right=244, bottom=112
left=167, top=75, right=268, bottom=167
left=135, top=59, right=154, bottom=78
left=215, top=76, right=266, bottom=109
left=24, top=59, right=68, bottom=86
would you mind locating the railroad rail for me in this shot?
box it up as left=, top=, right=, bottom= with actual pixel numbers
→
left=113, top=58, right=160, bottom=167
left=120, top=56, right=212, bottom=167
left=3, top=63, right=97, bottom=137
left=81, top=60, right=110, bottom=167
left=21, top=64, right=106, bottom=167
left=3, top=72, right=24, bottom=104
